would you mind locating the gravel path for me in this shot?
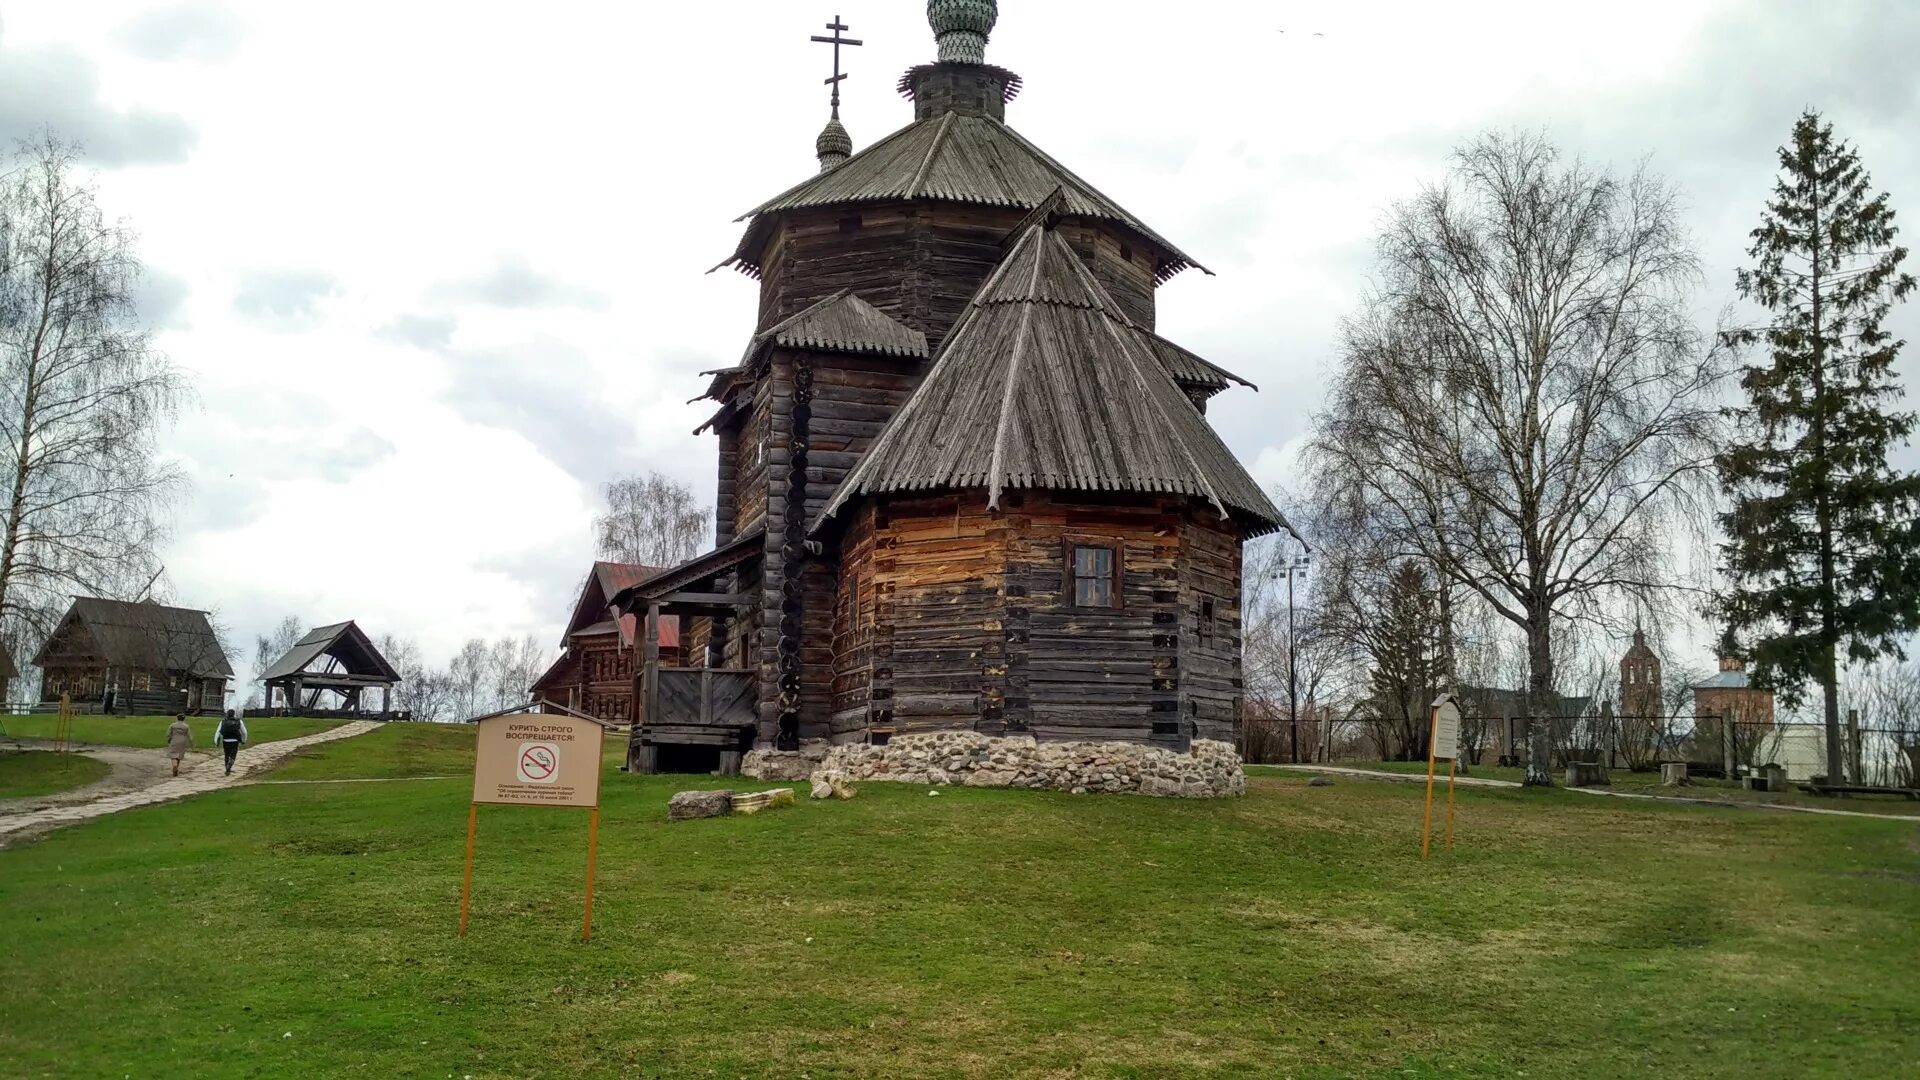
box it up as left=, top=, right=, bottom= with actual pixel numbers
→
left=0, top=721, right=381, bottom=847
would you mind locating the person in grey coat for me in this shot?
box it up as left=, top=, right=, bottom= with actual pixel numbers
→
left=165, top=714, right=193, bottom=776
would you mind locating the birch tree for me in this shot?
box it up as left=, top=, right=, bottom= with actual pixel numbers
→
left=1307, top=131, right=1725, bottom=785
left=0, top=135, right=186, bottom=666
left=593, top=470, right=709, bottom=567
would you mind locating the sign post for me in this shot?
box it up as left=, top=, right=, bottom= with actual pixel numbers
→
left=1422, top=694, right=1462, bottom=859
left=462, top=708, right=608, bottom=941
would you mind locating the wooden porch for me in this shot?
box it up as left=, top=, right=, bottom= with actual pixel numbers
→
left=632, top=667, right=758, bottom=775
left=617, top=530, right=767, bottom=775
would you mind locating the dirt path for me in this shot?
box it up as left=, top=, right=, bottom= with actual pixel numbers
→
left=0, top=721, right=381, bottom=847
left=1272, top=763, right=1920, bottom=822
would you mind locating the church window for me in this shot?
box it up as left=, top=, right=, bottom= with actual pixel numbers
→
left=1067, top=543, right=1120, bottom=608
left=1200, top=598, right=1216, bottom=647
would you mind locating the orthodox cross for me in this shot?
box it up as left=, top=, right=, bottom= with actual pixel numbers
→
left=811, top=16, right=863, bottom=119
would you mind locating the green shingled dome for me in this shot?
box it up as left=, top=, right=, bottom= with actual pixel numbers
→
left=928, top=0, right=997, bottom=64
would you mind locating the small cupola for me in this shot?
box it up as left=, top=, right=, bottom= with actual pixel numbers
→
left=815, top=117, right=852, bottom=171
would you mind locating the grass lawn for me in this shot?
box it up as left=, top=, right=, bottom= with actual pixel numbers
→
left=0, top=750, right=111, bottom=798
left=1327, top=759, right=1920, bottom=817
left=2, top=735, right=1917, bottom=1078
left=0, top=714, right=342, bottom=749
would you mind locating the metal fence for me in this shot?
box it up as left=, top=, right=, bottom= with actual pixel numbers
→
left=1240, top=711, right=1920, bottom=788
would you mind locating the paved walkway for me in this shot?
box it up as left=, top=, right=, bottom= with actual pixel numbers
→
left=1271, top=763, right=1920, bottom=822
left=0, top=721, right=381, bottom=846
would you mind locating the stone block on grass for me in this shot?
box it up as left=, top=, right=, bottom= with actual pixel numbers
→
left=732, top=788, right=796, bottom=815
left=668, top=790, right=734, bottom=821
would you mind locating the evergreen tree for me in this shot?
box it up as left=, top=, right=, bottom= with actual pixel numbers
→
left=1715, top=110, right=1920, bottom=785
left=1364, top=561, right=1448, bottom=760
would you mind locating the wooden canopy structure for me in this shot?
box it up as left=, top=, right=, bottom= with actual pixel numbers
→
left=260, top=621, right=401, bottom=715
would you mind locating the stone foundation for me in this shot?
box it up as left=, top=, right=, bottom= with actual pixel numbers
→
left=740, top=739, right=832, bottom=781
left=751, top=732, right=1246, bottom=798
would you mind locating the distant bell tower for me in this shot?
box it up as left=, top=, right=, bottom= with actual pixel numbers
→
left=1619, top=627, right=1662, bottom=719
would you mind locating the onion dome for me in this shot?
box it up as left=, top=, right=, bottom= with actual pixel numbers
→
left=928, top=0, right=997, bottom=64
left=815, top=117, right=853, bottom=171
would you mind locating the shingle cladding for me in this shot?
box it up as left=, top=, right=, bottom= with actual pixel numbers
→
left=816, top=224, right=1285, bottom=536
left=721, top=112, right=1208, bottom=282
left=750, top=290, right=930, bottom=361
left=37, top=597, right=234, bottom=678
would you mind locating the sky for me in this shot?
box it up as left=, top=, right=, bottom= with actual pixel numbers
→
left=1, top=0, right=1916, bottom=686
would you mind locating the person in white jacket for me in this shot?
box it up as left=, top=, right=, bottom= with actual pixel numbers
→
left=216, top=710, right=248, bottom=776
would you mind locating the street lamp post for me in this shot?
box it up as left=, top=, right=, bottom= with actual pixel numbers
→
left=1284, top=550, right=1311, bottom=763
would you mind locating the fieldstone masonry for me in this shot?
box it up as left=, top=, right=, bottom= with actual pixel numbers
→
left=745, top=732, right=1247, bottom=798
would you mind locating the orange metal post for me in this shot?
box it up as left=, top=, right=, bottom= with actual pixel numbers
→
left=459, top=802, right=477, bottom=937
left=582, top=806, right=601, bottom=943
left=1421, top=709, right=1439, bottom=860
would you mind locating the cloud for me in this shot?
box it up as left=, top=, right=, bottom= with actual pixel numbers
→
left=440, top=339, right=635, bottom=484
left=135, top=266, right=192, bottom=329
left=379, top=313, right=457, bottom=350
left=316, top=427, right=397, bottom=483
left=0, top=28, right=196, bottom=166
left=113, top=3, right=244, bottom=65
left=475, top=540, right=594, bottom=640
left=231, top=268, right=340, bottom=326
left=428, top=255, right=610, bottom=311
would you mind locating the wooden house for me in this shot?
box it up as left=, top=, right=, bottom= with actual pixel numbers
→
left=33, top=597, right=233, bottom=715
left=612, top=2, right=1291, bottom=774
left=259, top=621, right=402, bottom=716
left=530, top=562, right=681, bottom=723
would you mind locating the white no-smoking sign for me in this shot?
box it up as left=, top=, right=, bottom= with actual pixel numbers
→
left=516, top=741, right=561, bottom=785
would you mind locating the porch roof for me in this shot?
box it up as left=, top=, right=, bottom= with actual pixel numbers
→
left=610, top=529, right=765, bottom=615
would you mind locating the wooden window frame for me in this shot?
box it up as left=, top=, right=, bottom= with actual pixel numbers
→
left=1062, top=539, right=1124, bottom=610
left=1199, top=597, right=1216, bottom=648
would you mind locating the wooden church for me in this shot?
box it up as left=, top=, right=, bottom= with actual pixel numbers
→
left=614, top=2, right=1289, bottom=774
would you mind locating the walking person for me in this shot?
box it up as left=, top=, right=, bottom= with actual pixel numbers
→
left=165, top=714, right=193, bottom=777
left=216, top=710, right=247, bottom=776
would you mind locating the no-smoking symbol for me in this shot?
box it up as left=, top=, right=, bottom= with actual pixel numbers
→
left=516, top=741, right=560, bottom=784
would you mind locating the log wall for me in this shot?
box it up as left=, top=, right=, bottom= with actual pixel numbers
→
left=753, top=204, right=1162, bottom=352
left=828, top=491, right=1242, bottom=747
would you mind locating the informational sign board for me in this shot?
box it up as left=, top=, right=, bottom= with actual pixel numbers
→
left=1422, top=693, right=1463, bottom=859
left=472, top=713, right=604, bottom=808
left=1430, top=697, right=1462, bottom=761
left=462, top=708, right=610, bottom=941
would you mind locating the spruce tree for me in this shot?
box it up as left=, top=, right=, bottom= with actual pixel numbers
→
left=1715, top=110, right=1920, bottom=785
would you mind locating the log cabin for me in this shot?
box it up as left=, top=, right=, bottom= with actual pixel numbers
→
left=531, top=562, right=681, bottom=723
left=33, top=597, right=233, bottom=715
left=613, top=1, right=1291, bottom=775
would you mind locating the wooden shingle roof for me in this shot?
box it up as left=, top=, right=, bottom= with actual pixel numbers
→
left=696, top=292, right=929, bottom=413
left=34, top=598, right=234, bottom=678
left=1141, top=332, right=1257, bottom=398
left=815, top=225, right=1286, bottom=536
left=719, top=112, right=1208, bottom=283
left=744, top=290, right=929, bottom=363
left=260, top=620, right=401, bottom=684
